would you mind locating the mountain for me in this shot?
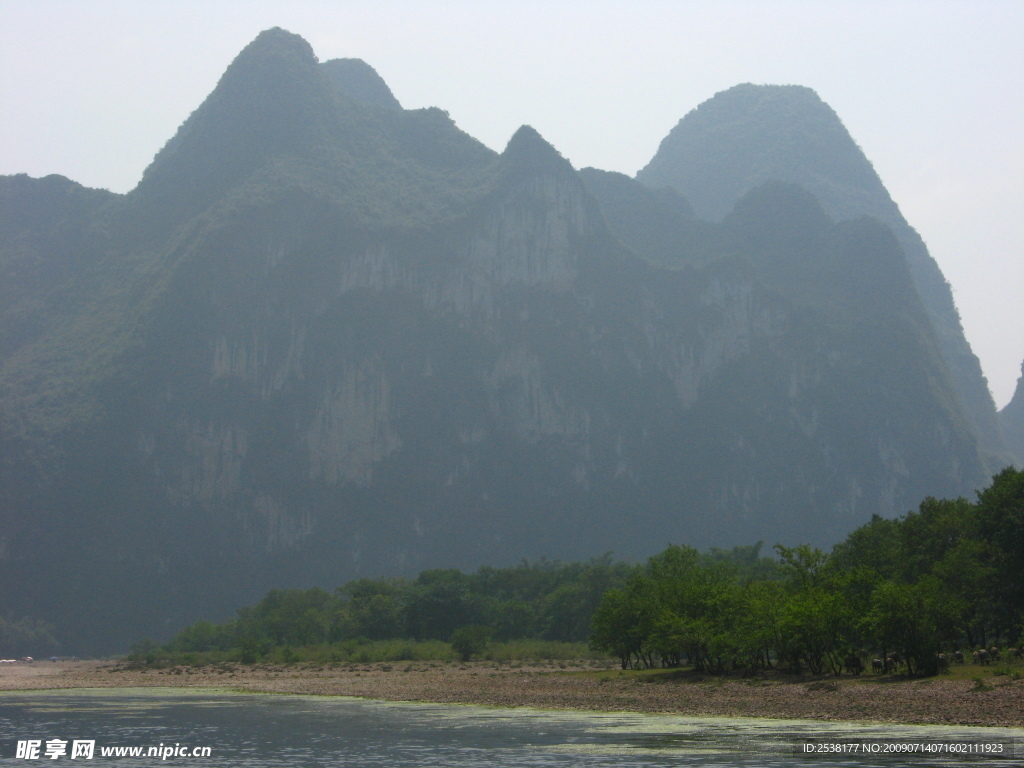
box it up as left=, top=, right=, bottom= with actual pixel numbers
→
left=1000, top=362, right=1024, bottom=465
left=637, top=83, right=1010, bottom=469
left=0, top=30, right=994, bottom=653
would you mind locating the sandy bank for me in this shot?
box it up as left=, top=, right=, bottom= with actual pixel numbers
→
left=2, top=659, right=1021, bottom=729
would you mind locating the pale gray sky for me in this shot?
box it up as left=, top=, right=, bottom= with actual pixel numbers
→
left=2, top=0, right=1022, bottom=407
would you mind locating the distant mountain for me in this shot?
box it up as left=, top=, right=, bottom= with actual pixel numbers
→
left=1000, top=362, right=1024, bottom=465
left=0, top=29, right=994, bottom=653
left=637, top=83, right=1010, bottom=468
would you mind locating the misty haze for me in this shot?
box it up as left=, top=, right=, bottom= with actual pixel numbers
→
left=1, top=26, right=1022, bottom=689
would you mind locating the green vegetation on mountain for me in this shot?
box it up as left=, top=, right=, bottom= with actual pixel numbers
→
left=130, top=28, right=497, bottom=238
left=0, top=29, right=1001, bottom=656
left=637, top=83, right=1009, bottom=467
left=578, top=168, right=715, bottom=266
left=999, top=362, right=1024, bottom=465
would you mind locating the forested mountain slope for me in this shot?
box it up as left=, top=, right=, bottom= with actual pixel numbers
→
left=999, top=362, right=1024, bottom=465
left=0, top=29, right=992, bottom=653
left=637, top=84, right=1009, bottom=468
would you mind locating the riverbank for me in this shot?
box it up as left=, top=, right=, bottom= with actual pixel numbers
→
left=2, top=659, right=1022, bottom=728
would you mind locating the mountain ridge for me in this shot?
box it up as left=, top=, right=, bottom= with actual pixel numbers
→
left=0, top=29, right=999, bottom=653
left=637, top=83, right=1008, bottom=468
left=1000, top=361, right=1024, bottom=465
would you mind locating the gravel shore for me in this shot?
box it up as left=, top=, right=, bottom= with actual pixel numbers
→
left=2, top=659, right=1022, bottom=728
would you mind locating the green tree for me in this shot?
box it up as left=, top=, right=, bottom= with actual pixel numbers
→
left=778, top=588, right=851, bottom=675
left=168, top=619, right=234, bottom=653
left=487, top=599, right=535, bottom=641
left=235, top=587, right=337, bottom=646
left=450, top=625, right=493, bottom=661
left=340, top=579, right=409, bottom=640
left=734, top=579, right=786, bottom=673
left=406, top=569, right=483, bottom=640
left=862, top=580, right=945, bottom=675
left=975, top=468, right=1024, bottom=622
left=775, top=544, right=829, bottom=589
left=896, top=496, right=972, bottom=582
left=929, top=539, right=1002, bottom=648
left=589, top=584, right=659, bottom=669
left=829, top=514, right=900, bottom=577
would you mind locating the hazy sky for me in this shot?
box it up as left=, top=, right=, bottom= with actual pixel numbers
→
left=2, top=0, right=1022, bottom=407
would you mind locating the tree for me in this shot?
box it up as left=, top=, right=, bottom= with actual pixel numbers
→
left=930, top=539, right=1002, bottom=648
left=734, top=580, right=786, bottom=673
left=775, top=544, right=829, bottom=589
left=406, top=570, right=482, bottom=640
left=975, top=468, right=1024, bottom=618
left=778, top=588, right=851, bottom=675
left=340, top=579, right=409, bottom=640
left=168, top=619, right=234, bottom=653
left=590, top=585, right=659, bottom=669
left=450, top=625, right=492, bottom=661
left=862, top=580, right=945, bottom=675
left=236, top=588, right=336, bottom=646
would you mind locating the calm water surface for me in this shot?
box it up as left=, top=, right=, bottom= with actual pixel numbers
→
left=1, top=689, right=1021, bottom=767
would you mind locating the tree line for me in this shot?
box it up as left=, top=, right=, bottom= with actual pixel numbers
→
left=591, top=468, right=1023, bottom=676
left=162, top=554, right=634, bottom=661
left=157, top=468, right=1022, bottom=674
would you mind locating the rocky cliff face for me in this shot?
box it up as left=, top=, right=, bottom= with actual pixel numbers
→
left=0, top=30, right=992, bottom=652
left=637, top=84, right=1010, bottom=469
left=1000, top=362, right=1024, bottom=466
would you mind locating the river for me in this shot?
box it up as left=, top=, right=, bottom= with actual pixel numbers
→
left=1, top=689, right=1021, bottom=766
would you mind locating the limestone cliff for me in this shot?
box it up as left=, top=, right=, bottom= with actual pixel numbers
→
left=0, top=32, right=990, bottom=653
left=1000, top=362, right=1024, bottom=466
left=637, top=84, right=1009, bottom=468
